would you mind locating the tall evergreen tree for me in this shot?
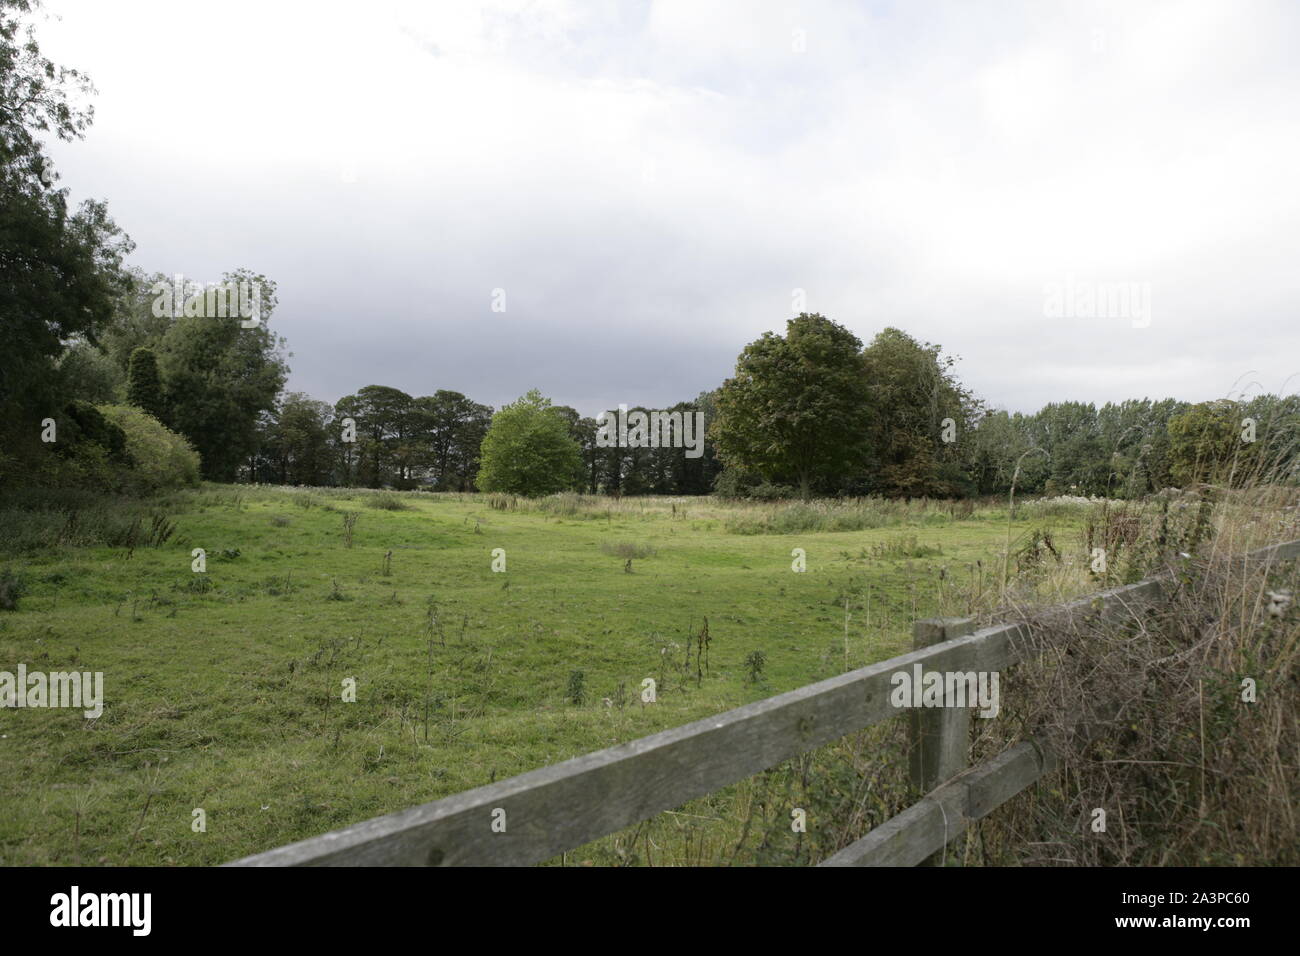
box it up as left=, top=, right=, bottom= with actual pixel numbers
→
left=126, top=346, right=164, bottom=421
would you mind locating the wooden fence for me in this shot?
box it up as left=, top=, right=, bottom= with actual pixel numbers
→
left=227, top=538, right=1300, bottom=867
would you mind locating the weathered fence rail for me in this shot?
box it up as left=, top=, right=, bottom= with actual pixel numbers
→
left=228, top=538, right=1300, bottom=867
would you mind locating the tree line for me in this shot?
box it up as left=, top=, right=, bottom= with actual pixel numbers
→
left=709, top=314, right=1299, bottom=499
left=244, top=386, right=724, bottom=494
left=239, top=313, right=1298, bottom=499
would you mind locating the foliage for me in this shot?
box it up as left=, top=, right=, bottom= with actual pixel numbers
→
left=476, top=389, right=584, bottom=496
left=155, top=270, right=287, bottom=481
left=329, top=386, right=492, bottom=490
left=860, top=327, right=978, bottom=498
left=57, top=340, right=123, bottom=404
left=712, top=314, right=872, bottom=498
left=60, top=400, right=128, bottom=461
left=97, top=403, right=200, bottom=492
left=418, top=390, right=493, bottom=491
left=1164, top=398, right=1285, bottom=487
left=125, top=347, right=165, bottom=421
left=253, top=392, right=336, bottom=486
left=0, top=0, right=133, bottom=489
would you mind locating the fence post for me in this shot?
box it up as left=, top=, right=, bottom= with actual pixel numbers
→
left=909, top=616, right=975, bottom=866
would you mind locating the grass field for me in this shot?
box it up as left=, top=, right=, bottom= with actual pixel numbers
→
left=1, top=486, right=1115, bottom=865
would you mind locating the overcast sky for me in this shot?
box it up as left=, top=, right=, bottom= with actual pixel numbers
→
left=38, top=0, right=1300, bottom=417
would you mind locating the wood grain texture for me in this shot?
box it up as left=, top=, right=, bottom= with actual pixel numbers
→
left=820, top=739, right=1052, bottom=866
left=909, top=617, right=976, bottom=793
left=910, top=617, right=975, bottom=866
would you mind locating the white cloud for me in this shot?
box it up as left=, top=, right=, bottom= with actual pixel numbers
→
left=37, top=0, right=1300, bottom=413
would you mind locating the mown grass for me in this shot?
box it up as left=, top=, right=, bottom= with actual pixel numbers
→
left=0, top=484, right=1106, bottom=865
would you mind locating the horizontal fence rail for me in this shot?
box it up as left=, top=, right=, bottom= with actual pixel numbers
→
left=228, top=538, right=1300, bottom=867
left=821, top=739, right=1058, bottom=867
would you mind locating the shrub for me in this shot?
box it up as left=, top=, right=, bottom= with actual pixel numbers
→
left=33, top=401, right=130, bottom=491
left=97, top=404, right=201, bottom=492
left=712, top=468, right=793, bottom=500
left=751, top=482, right=796, bottom=501
left=61, top=401, right=128, bottom=462
left=712, top=467, right=759, bottom=499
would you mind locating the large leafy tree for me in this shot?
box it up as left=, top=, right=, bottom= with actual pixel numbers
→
left=254, top=391, right=335, bottom=485
left=1026, top=402, right=1105, bottom=495
left=712, top=314, right=871, bottom=499
left=1167, top=400, right=1261, bottom=487
left=416, top=390, right=492, bottom=490
left=969, top=410, right=1031, bottom=495
left=333, top=385, right=414, bottom=487
left=861, top=327, right=979, bottom=498
left=574, top=414, right=602, bottom=493
left=99, top=268, right=176, bottom=373
left=445, top=399, right=492, bottom=491
left=588, top=404, right=658, bottom=495
left=476, top=389, right=583, bottom=496
left=155, top=270, right=287, bottom=480
left=57, top=339, right=123, bottom=404
left=0, top=0, right=133, bottom=485
left=674, top=391, right=723, bottom=495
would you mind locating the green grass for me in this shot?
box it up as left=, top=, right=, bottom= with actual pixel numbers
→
left=0, top=484, right=1090, bottom=865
